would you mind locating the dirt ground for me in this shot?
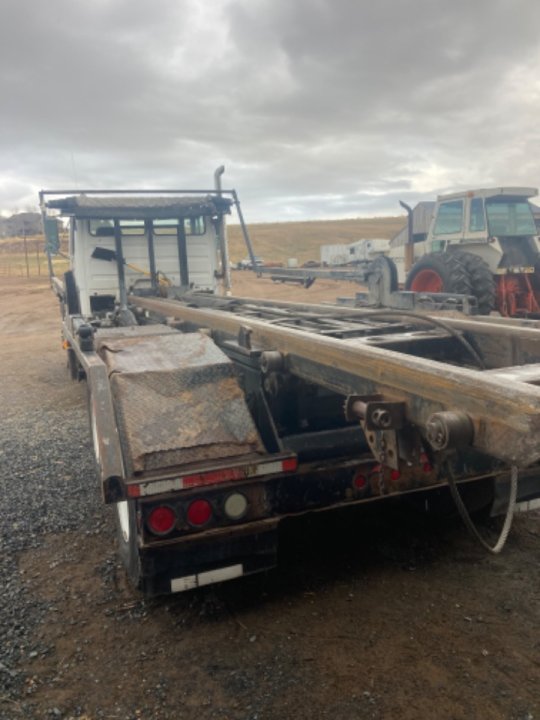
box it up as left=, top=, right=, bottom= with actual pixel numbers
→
left=1, top=275, right=540, bottom=720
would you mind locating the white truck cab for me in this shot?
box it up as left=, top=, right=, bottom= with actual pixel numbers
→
left=41, top=191, right=234, bottom=321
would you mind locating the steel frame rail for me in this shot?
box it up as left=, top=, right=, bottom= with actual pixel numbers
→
left=128, top=294, right=540, bottom=468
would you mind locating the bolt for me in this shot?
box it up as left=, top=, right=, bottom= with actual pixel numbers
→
left=371, top=408, right=392, bottom=428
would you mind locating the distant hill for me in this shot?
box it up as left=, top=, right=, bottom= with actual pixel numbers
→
left=0, top=211, right=408, bottom=264
left=227, top=215, right=406, bottom=263
left=0, top=212, right=42, bottom=237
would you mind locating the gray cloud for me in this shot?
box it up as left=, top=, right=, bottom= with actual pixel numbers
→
left=1, top=0, right=539, bottom=219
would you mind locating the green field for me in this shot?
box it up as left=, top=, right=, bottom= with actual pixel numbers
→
left=0, top=215, right=406, bottom=277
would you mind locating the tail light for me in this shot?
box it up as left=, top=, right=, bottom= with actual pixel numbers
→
left=224, top=493, right=248, bottom=520
left=187, top=499, right=212, bottom=527
left=353, top=472, right=368, bottom=490
left=147, top=505, right=177, bottom=536
left=420, top=452, right=433, bottom=473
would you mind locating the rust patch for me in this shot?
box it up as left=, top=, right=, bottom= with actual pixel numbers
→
left=99, top=332, right=264, bottom=474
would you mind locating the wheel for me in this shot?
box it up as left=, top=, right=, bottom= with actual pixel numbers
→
left=63, top=270, right=81, bottom=315
left=453, top=251, right=496, bottom=314
left=116, top=500, right=143, bottom=589
left=67, top=347, right=82, bottom=381
left=367, top=255, right=398, bottom=303
left=405, top=252, right=472, bottom=297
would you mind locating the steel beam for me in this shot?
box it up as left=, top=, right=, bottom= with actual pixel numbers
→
left=128, top=295, right=540, bottom=468
left=63, top=324, right=125, bottom=502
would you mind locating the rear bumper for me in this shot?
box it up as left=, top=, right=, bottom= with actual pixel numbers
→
left=134, top=459, right=540, bottom=595
left=139, top=524, right=278, bottom=596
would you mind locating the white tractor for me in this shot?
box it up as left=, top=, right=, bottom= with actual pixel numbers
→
left=389, top=187, right=540, bottom=316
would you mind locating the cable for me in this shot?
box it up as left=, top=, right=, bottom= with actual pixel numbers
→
left=362, top=310, right=486, bottom=369
left=446, top=463, right=518, bottom=554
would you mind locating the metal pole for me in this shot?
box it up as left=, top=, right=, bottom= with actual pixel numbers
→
left=214, top=166, right=231, bottom=295
left=177, top=221, right=189, bottom=287
left=36, top=240, right=41, bottom=276
left=145, top=220, right=158, bottom=291
left=231, top=190, right=258, bottom=274
left=113, top=220, right=128, bottom=308
left=399, top=200, right=414, bottom=273
left=23, top=230, right=30, bottom=278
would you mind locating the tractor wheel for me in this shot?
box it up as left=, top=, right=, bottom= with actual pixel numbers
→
left=405, top=252, right=472, bottom=297
left=453, top=251, right=496, bottom=315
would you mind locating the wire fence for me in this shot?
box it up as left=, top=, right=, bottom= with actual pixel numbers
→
left=0, top=234, right=68, bottom=278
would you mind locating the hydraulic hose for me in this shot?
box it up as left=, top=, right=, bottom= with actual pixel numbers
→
left=362, top=310, right=486, bottom=369
left=446, top=464, right=518, bottom=554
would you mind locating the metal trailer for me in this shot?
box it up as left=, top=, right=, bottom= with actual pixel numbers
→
left=40, top=180, right=540, bottom=596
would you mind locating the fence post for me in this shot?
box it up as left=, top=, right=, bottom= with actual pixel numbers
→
left=23, top=231, right=30, bottom=278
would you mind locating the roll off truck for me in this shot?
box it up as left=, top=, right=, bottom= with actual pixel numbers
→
left=40, top=172, right=540, bottom=596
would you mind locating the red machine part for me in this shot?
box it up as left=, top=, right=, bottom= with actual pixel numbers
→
left=496, top=273, right=540, bottom=317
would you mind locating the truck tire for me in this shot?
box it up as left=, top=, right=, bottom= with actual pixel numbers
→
left=67, top=347, right=81, bottom=381
left=405, top=252, right=472, bottom=297
left=454, top=251, right=496, bottom=315
left=115, top=500, right=143, bottom=590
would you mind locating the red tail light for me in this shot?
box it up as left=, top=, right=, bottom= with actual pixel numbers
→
left=147, top=505, right=177, bottom=536
left=353, top=473, right=368, bottom=490
left=187, top=499, right=212, bottom=527
left=420, top=452, right=433, bottom=473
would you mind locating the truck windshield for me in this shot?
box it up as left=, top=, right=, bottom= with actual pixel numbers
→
left=485, top=199, right=536, bottom=236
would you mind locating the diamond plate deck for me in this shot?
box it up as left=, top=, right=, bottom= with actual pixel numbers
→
left=98, top=331, right=264, bottom=475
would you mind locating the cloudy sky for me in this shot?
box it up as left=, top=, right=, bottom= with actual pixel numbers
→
left=1, top=0, right=539, bottom=221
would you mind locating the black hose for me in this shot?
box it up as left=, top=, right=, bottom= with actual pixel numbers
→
left=361, top=310, right=486, bottom=369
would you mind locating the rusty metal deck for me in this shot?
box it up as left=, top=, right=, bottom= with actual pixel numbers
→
left=97, top=331, right=264, bottom=475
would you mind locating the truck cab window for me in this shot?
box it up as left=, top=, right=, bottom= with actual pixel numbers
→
left=89, top=219, right=114, bottom=236
left=153, top=217, right=206, bottom=235
left=119, top=220, right=145, bottom=235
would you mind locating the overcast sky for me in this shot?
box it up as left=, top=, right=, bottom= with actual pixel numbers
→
left=1, top=0, right=539, bottom=221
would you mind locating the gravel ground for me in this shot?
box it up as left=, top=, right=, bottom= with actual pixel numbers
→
left=0, top=405, right=98, bottom=706
left=1, top=277, right=540, bottom=720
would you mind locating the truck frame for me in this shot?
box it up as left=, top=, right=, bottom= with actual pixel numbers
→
left=40, top=174, right=540, bottom=596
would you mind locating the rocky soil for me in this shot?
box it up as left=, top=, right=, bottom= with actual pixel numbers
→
left=1, top=276, right=540, bottom=720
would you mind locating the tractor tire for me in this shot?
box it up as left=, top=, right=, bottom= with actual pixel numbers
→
left=405, top=252, right=472, bottom=297
left=453, top=251, right=496, bottom=315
